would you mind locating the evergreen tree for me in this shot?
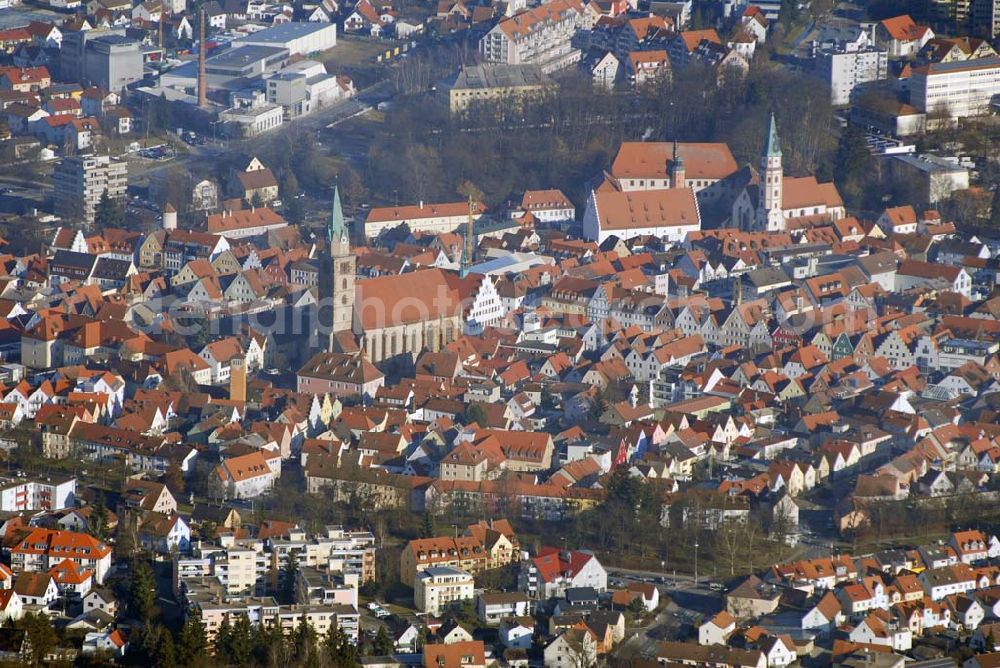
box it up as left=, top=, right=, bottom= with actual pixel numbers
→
left=213, top=617, right=233, bottom=663
left=281, top=548, right=301, bottom=604
left=94, top=190, right=125, bottom=227
left=284, top=194, right=304, bottom=225
left=292, top=615, right=319, bottom=668
left=540, top=386, right=556, bottom=410
left=16, top=612, right=57, bottom=667
left=252, top=616, right=286, bottom=668
left=281, top=171, right=299, bottom=200
left=371, top=626, right=393, bottom=656
left=778, top=0, right=799, bottom=27
left=129, top=559, right=157, bottom=622
left=158, top=633, right=177, bottom=668
left=831, top=124, right=872, bottom=208
left=144, top=624, right=177, bottom=668
left=229, top=614, right=254, bottom=665
left=605, top=465, right=656, bottom=515
left=324, top=627, right=359, bottom=668
left=462, top=403, right=487, bottom=427
left=420, top=510, right=435, bottom=538
left=116, top=511, right=138, bottom=561
left=178, top=610, right=209, bottom=667
left=90, top=497, right=108, bottom=540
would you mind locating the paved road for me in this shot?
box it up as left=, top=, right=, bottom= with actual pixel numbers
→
left=0, top=174, right=51, bottom=190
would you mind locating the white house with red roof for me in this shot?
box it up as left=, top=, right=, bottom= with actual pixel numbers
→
left=949, top=530, right=999, bottom=564
left=199, top=336, right=246, bottom=384
left=215, top=450, right=281, bottom=499
left=518, top=547, right=607, bottom=599
left=740, top=6, right=768, bottom=44
left=896, top=260, right=972, bottom=299
left=83, top=629, right=127, bottom=658
left=515, top=189, right=575, bottom=222
left=699, top=610, right=736, bottom=645
left=876, top=204, right=919, bottom=234
left=49, top=559, right=93, bottom=598
left=759, top=634, right=798, bottom=666
left=626, top=50, right=670, bottom=85
left=0, top=590, right=23, bottom=624
left=849, top=612, right=912, bottom=651
left=876, top=15, right=933, bottom=59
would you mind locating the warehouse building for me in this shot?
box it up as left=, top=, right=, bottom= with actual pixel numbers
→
left=234, top=22, right=337, bottom=57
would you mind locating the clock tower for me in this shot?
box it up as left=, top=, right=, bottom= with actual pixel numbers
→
left=320, top=186, right=355, bottom=351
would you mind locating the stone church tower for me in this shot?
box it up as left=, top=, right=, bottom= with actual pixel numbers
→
left=757, top=113, right=785, bottom=232
left=319, top=186, right=355, bottom=351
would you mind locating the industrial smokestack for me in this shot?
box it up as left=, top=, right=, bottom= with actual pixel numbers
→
left=198, top=8, right=207, bottom=108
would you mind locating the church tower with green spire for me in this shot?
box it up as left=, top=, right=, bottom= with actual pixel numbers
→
left=757, top=112, right=785, bottom=232
left=321, top=186, right=355, bottom=350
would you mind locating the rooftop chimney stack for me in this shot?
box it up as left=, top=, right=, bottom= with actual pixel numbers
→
left=198, top=8, right=207, bottom=108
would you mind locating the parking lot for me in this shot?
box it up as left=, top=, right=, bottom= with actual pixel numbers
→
left=608, top=568, right=728, bottom=661
left=133, top=143, right=176, bottom=161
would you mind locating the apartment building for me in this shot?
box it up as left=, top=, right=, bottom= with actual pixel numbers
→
left=270, top=526, right=377, bottom=584
left=0, top=477, right=76, bottom=511
left=479, top=0, right=593, bottom=73
left=816, top=43, right=888, bottom=106
left=414, top=566, right=475, bottom=616
left=910, top=56, right=1000, bottom=119
left=400, top=520, right=519, bottom=585
left=174, top=541, right=270, bottom=597
left=195, top=597, right=359, bottom=643
left=925, top=0, right=1000, bottom=37
left=295, top=566, right=359, bottom=607
left=10, top=528, right=112, bottom=584
left=53, top=154, right=127, bottom=225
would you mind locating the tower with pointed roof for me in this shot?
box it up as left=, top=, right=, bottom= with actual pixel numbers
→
left=670, top=139, right=685, bottom=189
left=460, top=194, right=475, bottom=279
left=321, top=186, right=355, bottom=350
left=757, top=113, right=785, bottom=232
